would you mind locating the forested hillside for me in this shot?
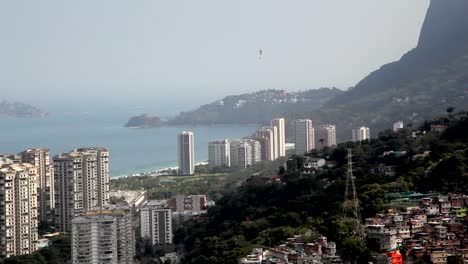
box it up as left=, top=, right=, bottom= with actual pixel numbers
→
left=177, top=111, right=468, bottom=264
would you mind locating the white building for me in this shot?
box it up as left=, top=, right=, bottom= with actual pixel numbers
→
left=54, top=147, right=110, bottom=232
left=0, top=163, right=39, bottom=258
left=140, top=204, right=173, bottom=246
left=178, top=131, right=195, bottom=175
left=294, top=119, right=315, bottom=155
left=393, top=121, right=404, bottom=132
left=19, top=148, right=55, bottom=224
left=255, top=127, right=276, bottom=161
left=230, top=141, right=253, bottom=168
left=208, top=140, right=230, bottom=168
left=72, top=209, right=135, bottom=264
left=270, top=118, right=286, bottom=157
left=352, top=127, right=370, bottom=142
left=242, top=139, right=262, bottom=164
left=316, top=125, right=337, bottom=149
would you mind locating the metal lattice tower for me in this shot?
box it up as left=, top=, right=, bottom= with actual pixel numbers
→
left=343, top=148, right=364, bottom=239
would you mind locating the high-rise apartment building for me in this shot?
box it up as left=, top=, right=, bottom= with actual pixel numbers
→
left=270, top=118, right=286, bottom=157
left=72, top=208, right=134, bottom=264
left=54, top=147, right=110, bottom=232
left=19, top=148, right=54, bottom=223
left=352, top=127, right=370, bottom=142
left=178, top=131, right=195, bottom=175
left=140, top=202, right=173, bottom=245
left=208, top=140, right=230, bottom=168
left=243, top=139, right=262, bottom=164
left=294, top=119, right=315, bottom=155
left=230, top=141, right=253, bottom=168
left=0, top=163, right=39, bottom=258
left=393, top=121, right=404, bottom=132
left=255, top=127, right=275, bottom=161
left=316, top=125, right=337, bottom=149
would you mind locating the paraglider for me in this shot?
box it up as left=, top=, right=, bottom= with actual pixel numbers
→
left=258, top=49, right=263, bottom=60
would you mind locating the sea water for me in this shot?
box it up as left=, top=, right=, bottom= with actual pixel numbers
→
left=0, top=111, right=257, bottom=177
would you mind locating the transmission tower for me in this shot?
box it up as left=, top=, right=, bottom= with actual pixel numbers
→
left=342, top=148, right=364, bottom=239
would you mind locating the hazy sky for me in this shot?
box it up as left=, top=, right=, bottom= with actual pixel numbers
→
left=0, top=0, right=429, bottom=110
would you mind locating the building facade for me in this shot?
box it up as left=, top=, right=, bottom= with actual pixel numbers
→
left=208, top=140, right=230, bottom=168
left=316, top=125, right=337, bottom=149
left=168, top=195, right=207, bottom=213
left=54, top=147, right=110, bottom=232
left=0, top=163, right=39, bottom=258
left=255, top=127, right=276, bottom=161
left=72, top=209, right=134, bottom=264
left=19, top=148, right=55, bottom=223
left=294, top=119, right=315, bottom=155
left=243, top=139, right=262, bottom=164
left=140, top=204, right=173, bottom=246
left=178, top=131, right=195, bottom=175
left=270, top=118, right=286, bottom=157
left=230, top=141, right=253, bottom=168
left=352, top=127, right=370, bottom=142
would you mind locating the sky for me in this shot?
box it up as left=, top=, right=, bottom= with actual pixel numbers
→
left=0, top=0, right=430, bottom=114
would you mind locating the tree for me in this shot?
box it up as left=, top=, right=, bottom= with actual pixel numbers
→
left=341, top=238, right=371, bottom=264
left=447, top=255, right=464, bottom=264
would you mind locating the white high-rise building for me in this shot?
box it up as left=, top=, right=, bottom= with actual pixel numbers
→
left=294, top=119, right=315, bottom=155
left=72, top=209, right=134, bottom=264
left=54, top=147, right=110, bottom=232
left=140, top=203, right=173, bottom=245
left=0, top=163, right=39, bottom=258
left=243, top=139, right=262, bottom=164
left=255, top=127, right=275, bottom=161
left=270, top=118, right=286, bottom=157
left=393, top=121, right=404, bottom=132
left=316, top=125, right=337, bottom=149
left=352, top=127, right=371, bottom=142
left=208, top=140, right=230, bottom=168
left=230, top=141, right=253, bottom=168
left=178, top=131, right=195, bottom=175
left=19, top=148, right=54, bottom=223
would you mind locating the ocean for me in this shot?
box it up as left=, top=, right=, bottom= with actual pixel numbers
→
left=0, top=111, right=257, bottom=177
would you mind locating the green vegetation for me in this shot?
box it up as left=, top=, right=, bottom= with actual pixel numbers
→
left=166, top=88, right=342, bottom=126
left=110, top=159, right=285, bottom=200
left=1, top=235, right=71, bottom=264
left=176, top=111, right=468, bottom=264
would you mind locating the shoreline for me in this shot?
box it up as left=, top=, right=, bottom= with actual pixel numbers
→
left=111, top=161, right=208, bottom=179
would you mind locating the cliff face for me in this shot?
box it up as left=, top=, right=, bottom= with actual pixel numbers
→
left=318, top=0, right=468, bottom=140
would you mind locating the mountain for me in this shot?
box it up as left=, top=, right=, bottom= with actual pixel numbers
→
left=314, top=0, right=468, bottom=140
left=124, top=114, right=163, bottom=128
left=0, top=100, right=49, bottom=118
left=166, top=88, right=343, bottom=126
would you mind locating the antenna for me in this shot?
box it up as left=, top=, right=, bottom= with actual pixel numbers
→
left=343, top=148, right=364, bottom=239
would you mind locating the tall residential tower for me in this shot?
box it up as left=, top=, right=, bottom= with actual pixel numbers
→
left=270, top=118, right=286, bottom=157
left=54, top=147, right=110, bottom=232
left=316, top=125, right=337, bottom=149
left=352, top=127, right=370, bottom=142
left=178, top=131, right=195, bottom=175
left=0, top=163, right=39, bottom=258
left=294, top=119, right=315, bottom=155
left=19, top=148, right=54, bottom=223
left=208, top=140, right=230, bottom=168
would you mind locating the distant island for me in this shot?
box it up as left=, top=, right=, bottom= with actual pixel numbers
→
left=124, top=114, right=163, bottom=128
left=0, top=100, right=49, bottom=118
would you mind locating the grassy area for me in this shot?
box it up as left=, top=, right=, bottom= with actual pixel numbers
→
left=110, top=159, right=285, bottom=200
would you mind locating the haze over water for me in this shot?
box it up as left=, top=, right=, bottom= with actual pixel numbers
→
left=0, top=107, right=257, bottom=177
